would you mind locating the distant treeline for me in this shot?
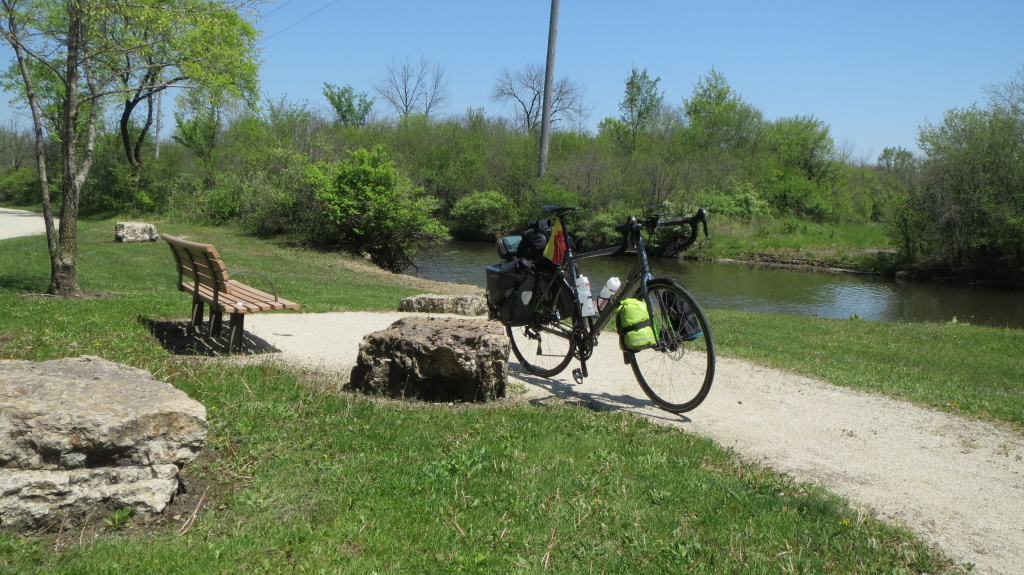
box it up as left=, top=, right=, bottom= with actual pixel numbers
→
left=1, top=68, right=1021, bottom=276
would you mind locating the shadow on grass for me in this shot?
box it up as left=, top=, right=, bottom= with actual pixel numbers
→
left=137, top=316, right=282, bottom=357
left=0, top=274, right=50, bottom=293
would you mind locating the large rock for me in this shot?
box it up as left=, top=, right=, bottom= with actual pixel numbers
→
left=114, top=221, right=158, bottom=243
left=397, top=294, right=488, bottom=316
left=348, top=317, right=508, bottom=402
left=0, top=356, right=207, bottom=529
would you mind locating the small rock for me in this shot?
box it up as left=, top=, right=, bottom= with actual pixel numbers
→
left=114, top=222, right=158, bottom=243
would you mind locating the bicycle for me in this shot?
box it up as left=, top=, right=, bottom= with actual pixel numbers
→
left=506, top=205, right=715, bottom=413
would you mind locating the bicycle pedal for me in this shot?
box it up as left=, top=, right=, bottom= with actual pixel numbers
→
left=572, top=367, right=586, bottom=384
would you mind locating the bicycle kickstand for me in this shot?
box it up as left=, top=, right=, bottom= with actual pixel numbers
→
left=572, top=360, right=588, bottom=384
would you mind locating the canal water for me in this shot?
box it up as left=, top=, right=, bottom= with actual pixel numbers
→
left=413, top=241, right=1024, bottom=330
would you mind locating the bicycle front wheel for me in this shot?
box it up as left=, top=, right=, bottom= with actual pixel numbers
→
left=507, top=266, right=576, bottom=377
left=629, top=281, right=715, bottom=413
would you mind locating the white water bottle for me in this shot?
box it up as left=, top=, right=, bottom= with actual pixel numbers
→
left=597, top=277, right=620, bottom=311
left=576, top=275, right=596, bottom=317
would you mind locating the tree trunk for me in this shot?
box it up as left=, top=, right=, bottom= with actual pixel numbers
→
left=47, top=0, right=87, bottom=297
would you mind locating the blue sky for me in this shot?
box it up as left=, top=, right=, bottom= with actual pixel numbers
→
left=2, top=1, right=1022, bottom=163
left=252, top=0, right=1022, bottom=162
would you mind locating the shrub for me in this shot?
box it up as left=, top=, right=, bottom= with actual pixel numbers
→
left=449, top=190, right=518, bottom=240
left=307, top=146, right=449, bottom=271
left=0, top=167, right=39, bottom=205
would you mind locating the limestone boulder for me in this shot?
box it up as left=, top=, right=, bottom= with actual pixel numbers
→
left=397, top=294, right=488, bottom=316
left=114, top=221, right=158, bottom=242
left=348, top=317, right=508, bottom=402
left=0, top=356, right=207, bottom=529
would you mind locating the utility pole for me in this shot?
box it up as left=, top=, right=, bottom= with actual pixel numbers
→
left=154, top=90, right=162, bottom=159
left=537, top=0, right=559, bottom=178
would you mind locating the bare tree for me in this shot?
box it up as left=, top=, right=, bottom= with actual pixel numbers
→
left=0, top=118, right=32, bottom=169
left=373, top=56, right=449, bottom=118
left=491, top=62, right=586, bottom=133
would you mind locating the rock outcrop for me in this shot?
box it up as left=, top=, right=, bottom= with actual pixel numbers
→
left=397, top=294, right=488, bottom=316
left=0, top=356, right=207, bottom=530
left=348, top=317, right=508, bottom=402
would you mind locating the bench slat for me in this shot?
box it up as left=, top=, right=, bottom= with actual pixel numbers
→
left=182, top=280, right=299, bottom=313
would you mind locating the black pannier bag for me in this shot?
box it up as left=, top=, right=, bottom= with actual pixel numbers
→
left=517, top=219, right=553, bottom=261
left=486, top=259, right=536, bottom=326
left=664, top=290, right=702, bottom=341
left=516, top=218, right=573, bottom=262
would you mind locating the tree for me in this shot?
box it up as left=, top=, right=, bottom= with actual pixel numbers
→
left=683, top=68, right=763, bottom=152
left=322, top=83, right=373, bottom=127
left=373, top=56, right=449, bottom=118
left=490, top=62, right=585, bottom=133
left=0, top=0, right=261, bottom=295
left=110, top=2, right=259, bottom=176
left=618, top=67, right=663, bottom=152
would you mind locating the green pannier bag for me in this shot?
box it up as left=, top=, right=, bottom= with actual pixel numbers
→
left=617, top=298, right=656, bottom=351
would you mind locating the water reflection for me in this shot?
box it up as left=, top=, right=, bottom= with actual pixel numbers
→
left=413, top=242, right=1024, bottom=330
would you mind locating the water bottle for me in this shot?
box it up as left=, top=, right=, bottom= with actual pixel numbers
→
left=597, top=277, right=620, bottom=311
left=576, top=275, right=596, bottom=317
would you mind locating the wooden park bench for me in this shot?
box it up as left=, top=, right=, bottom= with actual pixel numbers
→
left=161, top=234, right=301, bottom=353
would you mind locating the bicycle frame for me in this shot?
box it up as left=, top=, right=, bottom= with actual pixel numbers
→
left=545, top=212, right=665, bottom=381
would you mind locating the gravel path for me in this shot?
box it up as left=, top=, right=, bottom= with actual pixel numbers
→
left=2, top=208, right=1021, bottom=573
left=243, top=311, right=1024, bottom=575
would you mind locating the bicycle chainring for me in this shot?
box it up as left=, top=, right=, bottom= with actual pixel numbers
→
left=572, top=329, right=593, bottom=361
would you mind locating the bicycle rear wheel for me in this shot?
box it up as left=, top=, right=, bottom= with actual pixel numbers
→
left=507, top=266, right=576, bottom=377
left=629, top=281, right=715, bottom=413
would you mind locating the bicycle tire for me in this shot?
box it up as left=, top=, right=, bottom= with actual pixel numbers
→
left=628, top=280, right=715, bottom=413
left=507, top=266, right=576, bottom=377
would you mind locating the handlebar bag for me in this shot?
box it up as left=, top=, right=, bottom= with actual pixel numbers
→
left=485, top=259, right=536, bottom=326
left=617, top=298, right=656, bottom=351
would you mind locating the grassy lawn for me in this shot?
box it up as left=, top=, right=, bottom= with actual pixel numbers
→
left=702, top=219, right=897, bottom=270
left=3, top=216, right=1012, bottom=573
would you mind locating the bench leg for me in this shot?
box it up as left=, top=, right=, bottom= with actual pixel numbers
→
left=190, top=298, right=205, bottom=334
left=228, top=313, right=245, bottom=353
left=210, top=309, right=224, bottom=337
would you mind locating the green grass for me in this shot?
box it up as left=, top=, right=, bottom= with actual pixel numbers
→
left=711, top=310, right=1024, bottom=427
left=703, top=218, right=895, bottom=268
left=0, top=216, right=1000, bottom=573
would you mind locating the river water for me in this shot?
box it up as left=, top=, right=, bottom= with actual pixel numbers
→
left=413, top=241, right=1024, bottom=330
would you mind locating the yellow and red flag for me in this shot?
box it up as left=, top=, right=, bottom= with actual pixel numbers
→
left=543, top=219, right=567, bottom=264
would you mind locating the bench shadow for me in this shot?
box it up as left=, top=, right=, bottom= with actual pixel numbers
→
left=510, top=362, right=691, bottom=423
left=137, top=316, right=282, bottom=357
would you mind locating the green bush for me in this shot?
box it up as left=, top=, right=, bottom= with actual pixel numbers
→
left=307, top=145, right=449, bottom=271
left=449, top=190, right=518, bottom=240
left=0, top=167, right=39, bottom=205
left=695, top=182, right=769, bottom=222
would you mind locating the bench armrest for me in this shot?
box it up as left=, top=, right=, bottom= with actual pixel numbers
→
left=228, top=270, right=280, bottom=301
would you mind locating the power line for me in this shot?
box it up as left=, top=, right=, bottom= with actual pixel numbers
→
left=259, top=0, right=341, bottom=44
left=259, top=0, right=297, bottom=20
